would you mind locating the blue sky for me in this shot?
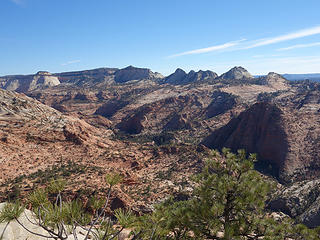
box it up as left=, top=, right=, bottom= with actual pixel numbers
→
left=1, top=0, right=320, bottom=76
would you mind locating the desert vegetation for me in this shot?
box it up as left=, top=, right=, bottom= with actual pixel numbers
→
left=1, top=149, right=319, bottom=239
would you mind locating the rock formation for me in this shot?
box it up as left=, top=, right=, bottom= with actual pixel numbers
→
left=163, top=68, right=217, bottom=85
left=206, top=91, right=237, bottom=118
left=95, top=99, right=130, bottom=118
left=268, top=180, right=320, bottom=228
left=164, top=113, right=192, bottom=130
left=202, top=102, right=288, bottom=178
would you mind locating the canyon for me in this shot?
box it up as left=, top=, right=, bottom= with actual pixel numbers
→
left=1, top=65, right=320, bottom=227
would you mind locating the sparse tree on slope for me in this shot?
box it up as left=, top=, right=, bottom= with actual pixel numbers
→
left=131, top=149, right=319, bottom=239
left=0, top=174, right=132, bottom=240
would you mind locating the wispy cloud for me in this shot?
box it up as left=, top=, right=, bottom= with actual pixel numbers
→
left=61, top=60, right=81, bottom=66
left=168, top=39, right=245, bottom=58
left=167, top=26, right=320, bottom=58
left=277, top=42, right=320, bottom=51
left=244, top=26, right=320, bottom=49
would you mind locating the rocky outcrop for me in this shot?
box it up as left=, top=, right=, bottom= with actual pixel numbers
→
left=163, top=69, right=217, bottom=85
left=114, top=66, right=163, bottom=83
left=202, top=102, right=288, bottom=177
left=117, top=107, right=152, bottom=134
left=268, top=180, right=320, bottom=228
left=95, top=99, right=130, bottom=118
left=206, top=91, right=237, bottom=118
left=220, top=66, right=253, bottom=80
left=73, top=92, right=97, bottom=101
left=164, top=113, right=192, bottom=130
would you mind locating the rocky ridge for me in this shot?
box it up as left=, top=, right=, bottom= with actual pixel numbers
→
left=163, top=68, right=218, bottom=85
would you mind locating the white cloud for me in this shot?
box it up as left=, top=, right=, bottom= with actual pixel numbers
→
left=277, top=42, right=320, bottom=51
left=244, top=26, right=320, bottom=49
left=61, top=60, right=81, bottom=66
left=168, top=39, right=245, bottom=58
left=168, top=26, right=320, bottom=58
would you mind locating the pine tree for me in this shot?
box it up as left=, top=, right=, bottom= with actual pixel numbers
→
left=132, top=149, right=320, bottom=239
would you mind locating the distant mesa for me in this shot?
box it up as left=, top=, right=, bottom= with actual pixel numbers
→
left=114, top=66, right=163, bottom=83
left=163, top=68, right=218, bottom=85
left=220, top=66, right=253, bottom=80
left=54, top=67, right=117, bottom=85
left=0, top=71, right=60, bottom=92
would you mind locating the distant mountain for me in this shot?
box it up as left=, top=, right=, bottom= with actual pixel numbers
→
left=258, top=72, right=289, bottom=90
left=163, top=68, right=218, bottom=85
left=255, top=73, right=320, bottom=82
left=0, top=66, right=164, bottom=92
left=219, top=66, right=253, bottom=80
left=282, top=73, right=320, bottom=82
